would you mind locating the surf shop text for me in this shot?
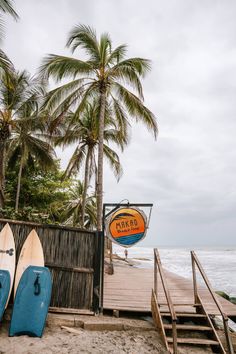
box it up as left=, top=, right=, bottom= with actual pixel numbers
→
left=115, top=218, right=140, bottom=233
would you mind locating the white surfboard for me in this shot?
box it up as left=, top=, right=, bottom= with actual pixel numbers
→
left=0, top=223, right=16, bottom=306
left=14, top=229, right=44, bottom=297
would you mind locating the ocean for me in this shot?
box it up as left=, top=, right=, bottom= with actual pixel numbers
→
left=113, top=246, right=236, bottom=297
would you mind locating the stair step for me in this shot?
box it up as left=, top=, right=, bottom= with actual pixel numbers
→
left=167, top=337, right=219, bottom=346
left=164, top=324, right=212, bottom=331
left=161, top=312, right=206, bottom=318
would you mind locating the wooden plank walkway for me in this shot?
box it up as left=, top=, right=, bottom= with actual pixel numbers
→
left=104, top=262, right=236, bottom=316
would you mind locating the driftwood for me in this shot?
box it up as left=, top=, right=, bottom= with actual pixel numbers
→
left=61, top=326, right=82, bottom=334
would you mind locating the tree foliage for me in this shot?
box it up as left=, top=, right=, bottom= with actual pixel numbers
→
left=1, top=162, right=70, bottom=223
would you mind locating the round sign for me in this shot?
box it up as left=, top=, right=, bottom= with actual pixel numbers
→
left=106, top=207, right=147, bottom=247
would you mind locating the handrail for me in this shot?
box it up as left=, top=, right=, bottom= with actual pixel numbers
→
left=191, top=251, right=234, bottom=354
left=154, top=248, right=177, bottom=353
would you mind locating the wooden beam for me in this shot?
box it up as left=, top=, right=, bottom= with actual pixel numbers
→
left=46, top=263, right=94, bottom=274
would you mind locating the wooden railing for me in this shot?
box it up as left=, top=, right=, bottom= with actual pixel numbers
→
left=154, top=249, right=178, bottom=353
left=191, top=251, right=234, bottom=354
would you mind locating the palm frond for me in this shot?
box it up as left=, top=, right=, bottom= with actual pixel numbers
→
left=40, top=55, right=95, bottom=81
left=111, top=96, right=130, bottom=137
left=63, top=145, right=86, bottom=178
left=115, top=82, right=158, bottom=138
left=103, top=128, right=129, bottom=150
left=99, top=32, right=112, bottom=67
left=109, top=65, right=144, bottom=99
left=112, top=58, right=151, bottom=77
left=103, top=144, right=123, bottom=180
left=0, top=0, right=18, bottom=19
left=71, top=82, right=99, bottom=122
left=42, top=78, right=86, bottom=113
left=107, top=44, right=127, bottom=65
left=66, top=24, right=100, bottom=62
left=0, top=49, right=14, bottom=72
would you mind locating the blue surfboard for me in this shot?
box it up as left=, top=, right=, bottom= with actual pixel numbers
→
left=0, top=270, right=10, bottom=322
left=9, top=266, right=52, bottom=337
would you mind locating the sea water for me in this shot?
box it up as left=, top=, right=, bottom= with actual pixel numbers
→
left=113, top=246, right=236, bottom=297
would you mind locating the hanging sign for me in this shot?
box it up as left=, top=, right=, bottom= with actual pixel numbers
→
left=106, top=207, right=147, bottom=248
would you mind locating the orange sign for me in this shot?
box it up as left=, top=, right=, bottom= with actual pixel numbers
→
left=106, top=207, right=147, bottom=247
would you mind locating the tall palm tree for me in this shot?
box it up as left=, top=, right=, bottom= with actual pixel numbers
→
left=40, top=24, right=157, bottom=232
left=0, top=68, right=45, bottom=208
left=7, top=115, right=56, bottom=212
left=56, top=99, right=128, bottom=227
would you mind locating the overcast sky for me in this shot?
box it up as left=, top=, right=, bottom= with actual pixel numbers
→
left=3, top=0, right=236, bottom=247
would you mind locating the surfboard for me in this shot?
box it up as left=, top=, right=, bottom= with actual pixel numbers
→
left=14, top=229, right=44, bottom=297
left=0, top=223, right=16, bottom=318
left=9, top=265, right=52, bottom=337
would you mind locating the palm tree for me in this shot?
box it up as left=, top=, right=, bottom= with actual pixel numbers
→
left=56, top=99, right=128, bottom=227
left=40, top=24, right=157, bottom=232
left=7, top=115, right=56, bottom=212
left=61, top=180, right=97, bottom=229
left=0, top=68, right=45, bottom=208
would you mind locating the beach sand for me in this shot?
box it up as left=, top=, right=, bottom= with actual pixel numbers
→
left=0, top=316, right=227, bottom=353
left=0, top=321, right=167, bottom=354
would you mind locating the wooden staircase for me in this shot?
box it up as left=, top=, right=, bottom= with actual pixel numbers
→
left=151, top=249, right=234, bottom=354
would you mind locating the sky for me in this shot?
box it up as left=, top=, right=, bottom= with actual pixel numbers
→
left=3, top=0, right=236, bottom=247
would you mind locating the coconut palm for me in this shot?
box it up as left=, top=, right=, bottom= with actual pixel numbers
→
left=7, top=115, right=56, bottom=212
left=56, top=99, right=128, bottom=227
left=40, top=24, right=157, bottom=231
left=0, top=68, right=45, bottom=208
left=61, top=180, right=97, bottom=229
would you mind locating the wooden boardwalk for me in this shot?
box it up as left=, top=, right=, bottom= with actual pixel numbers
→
left=104, top=262, right=236, bottom=317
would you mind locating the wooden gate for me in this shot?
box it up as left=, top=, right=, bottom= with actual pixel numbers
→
left=0, top=219, right=102, bottom=313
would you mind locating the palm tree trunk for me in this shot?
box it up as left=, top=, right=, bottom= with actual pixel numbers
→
left=97, top=90, right=106, bottom=231
left=15, top=157, right=23, bottom=212
left=81, top=148, right=91, bottom=227
left=0, top=142, right=6, bottom=208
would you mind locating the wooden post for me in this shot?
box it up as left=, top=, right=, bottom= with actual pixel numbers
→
left=172, top=320, right=178, bottom=354
left=223, top=318, right=234, bottom=354
left=93, top=231, right=101, bottom=313
left=191, top=251, right=198, bottom=305
left=154, top=250, right=157, bottom=298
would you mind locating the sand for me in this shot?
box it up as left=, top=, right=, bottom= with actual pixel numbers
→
left=0, top=318, right=224, bottom=354
left=0, top=322, right=168, bottom=354
left=0, top=311, right=232, bottom=353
